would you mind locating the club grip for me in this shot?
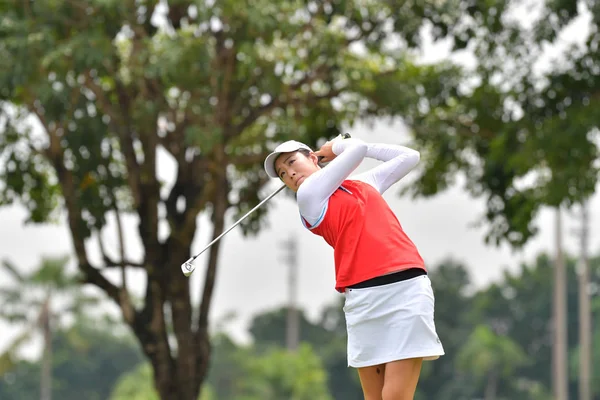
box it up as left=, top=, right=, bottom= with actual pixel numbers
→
left=317, top=133, right=351, bottom=163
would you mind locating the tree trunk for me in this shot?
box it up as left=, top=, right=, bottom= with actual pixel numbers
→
left=484, top=369, right=498, bottom=400
left=553, top=208, right=569, bottom=400
left=578, top=201, right=591, bottom=400
left=40, top=300, right=52, bottom=400
left=131, top=182, right=228, bottom=399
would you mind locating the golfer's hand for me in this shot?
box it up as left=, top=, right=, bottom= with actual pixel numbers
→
left=315, top=140, right=336, bottom=163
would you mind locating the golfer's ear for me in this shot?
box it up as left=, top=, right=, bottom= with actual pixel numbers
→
left=310, top=152, right=320, bottom=164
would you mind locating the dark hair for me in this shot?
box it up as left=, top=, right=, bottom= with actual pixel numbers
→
left=297, top=148, right=311, bottom=157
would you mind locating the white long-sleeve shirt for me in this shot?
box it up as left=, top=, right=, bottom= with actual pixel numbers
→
left=296, top=138, right=420, bottom=226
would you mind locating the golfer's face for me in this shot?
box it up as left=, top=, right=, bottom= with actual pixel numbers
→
left=275, top=151, right=319, bottom=192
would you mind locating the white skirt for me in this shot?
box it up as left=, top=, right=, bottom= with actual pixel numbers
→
left=343, top=274, right=445, bottom=368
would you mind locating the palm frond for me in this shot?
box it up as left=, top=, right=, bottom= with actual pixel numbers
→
left=0, top=311, right=30, bottom=324
left=0, top=287, right=23, bottom=305
left=1, top=259, right=25, bottom=284
left=30, top=255, right=72, bottom=289
left=0, top=326, right=37, bottom=374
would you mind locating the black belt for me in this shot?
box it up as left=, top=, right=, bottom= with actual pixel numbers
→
left=347, top=268, right=426, bottom=289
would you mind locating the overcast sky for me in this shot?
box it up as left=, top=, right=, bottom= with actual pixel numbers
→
left=1, top=1, right=596, bottom=356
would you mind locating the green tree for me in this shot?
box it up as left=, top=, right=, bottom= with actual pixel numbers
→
left=110, top=364, right=161, bottom=400
left=0, top=255, right=102, bottom=400
left=239, top=343, right=332, bottom=400
left=399, top=1, right=600, bottom=248
left=204, top=333, right=252, bottom=399
left=0, top=1, right=475, bottom=398
left=417, top=260, right=479, bottom=400
left=247, top=303, right=362, bottom=400
left=0, top=318, right=143, bottom=400
left=457, top=325, right=529, bottom=400
left=249, top=306, right=336, bottom=352
left=470, top=253, right=600, bottom=399
left=110, top=363, right=216, bottom=400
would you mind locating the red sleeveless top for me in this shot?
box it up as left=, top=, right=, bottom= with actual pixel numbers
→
left=301, top=180, right=425, bottom=292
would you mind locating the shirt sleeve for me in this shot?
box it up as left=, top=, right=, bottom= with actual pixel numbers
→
left=296, top=138, right=368, bottom=226
left=338, top=141, right=421, bottom=194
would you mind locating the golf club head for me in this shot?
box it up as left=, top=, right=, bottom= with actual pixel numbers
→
left=181, top=258, right=196, bottom=277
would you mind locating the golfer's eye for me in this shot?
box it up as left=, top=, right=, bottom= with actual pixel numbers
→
left=280, top=171, right=285, bottom=178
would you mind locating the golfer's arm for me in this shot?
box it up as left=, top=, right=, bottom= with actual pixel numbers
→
left=349, top=142, right=420, bottom=194
left=297, top=139, right=367, bottom=225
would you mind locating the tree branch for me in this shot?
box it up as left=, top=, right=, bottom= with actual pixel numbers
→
left=219, top=45, right=237, bottom=137
left=167, top=1, right=191, bottom=31
left=159, top=109, right=188, bottom=165
left=83, top=73, right=144, bottom=208
left=79, top=262, right=122, bottom=304
left=82, top=73, right=123, bottom=126
left=104, top=259, right=145, bottom=269
left=114, top=205, right=136, bottom=324
left=42, top=122, right=133, bottom=319
left=173, top=176, right=212, bottom=246
left=164, top=149, right=211, bottom=240
left=233, top=99, right=282, bottom=138
left=195, top=173, right=228, bottom=333
left=96, top=226, right=144, bottom=269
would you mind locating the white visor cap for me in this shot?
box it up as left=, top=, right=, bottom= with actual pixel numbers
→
left=264, top=140, right=313, bottom=178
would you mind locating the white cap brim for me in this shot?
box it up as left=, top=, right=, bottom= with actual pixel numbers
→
left=264, top=140, right=312, bottom=178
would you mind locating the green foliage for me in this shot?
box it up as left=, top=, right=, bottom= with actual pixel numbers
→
left=401, top=0, right=600, bottom=248
left=466, top=254, right=600, bottom=399
left=416, top=260, right=479, bottom=399
left=0, top=320, right=143, bottom=400
left=249, top=307, right=337, bottom=352
left=0, top=0, right=469, bottom=240
left=246, top=304, right=362, bottom=399
left=0, top=254, right=101, bottom=325
left=112, top=363, right=219, bottom=400
left=239, top=344, right=333, bottom=400
left=0, top=107, right=62, bottom=224
left=0, top=255, right=103, bottom=373
left=113, top=343, right=329, bottom=400
left=457, top=324, right=529, bottom=380
left=110, top=363, right=159, bottom=400
left=207, top=336, right=327, bottom=400
left=205, top=333, right=252, bottom=399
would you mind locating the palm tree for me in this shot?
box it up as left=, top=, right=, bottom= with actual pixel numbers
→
left=553, top=207, right=568, bottom=400
left=0, top=255, right=102, bottom=400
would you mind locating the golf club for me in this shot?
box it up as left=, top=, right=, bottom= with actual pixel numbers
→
left=181, top=133, right=351, bottom=277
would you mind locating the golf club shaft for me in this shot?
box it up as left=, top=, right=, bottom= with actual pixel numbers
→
left=182, top=132, right=351, bottom=276
left=189, top=183, right=286, bottom=261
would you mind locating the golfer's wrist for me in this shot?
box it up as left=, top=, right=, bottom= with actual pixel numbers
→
left=332, top=137, right=364, bottom=155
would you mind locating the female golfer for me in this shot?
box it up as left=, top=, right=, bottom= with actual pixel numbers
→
left=264, top=135, right=444, bottom=400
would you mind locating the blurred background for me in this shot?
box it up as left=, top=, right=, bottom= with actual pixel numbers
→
left=0, top=0, right=599, bottom=399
